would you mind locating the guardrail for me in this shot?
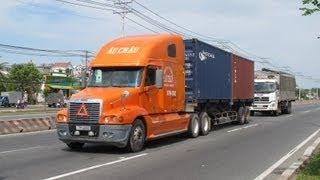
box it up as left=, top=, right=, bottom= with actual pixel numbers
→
left=0, top=116, right=56, bottom=135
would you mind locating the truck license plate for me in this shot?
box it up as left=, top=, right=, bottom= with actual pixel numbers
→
left=76, top=125, right=91, bottom=131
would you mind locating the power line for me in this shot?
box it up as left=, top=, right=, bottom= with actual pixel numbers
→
left=54, top=0, right=116, bottom=11
left=16, top=0, right=319, bottom=84
left=0, top=43, right=95, bottom=57
left=15, top=0, right=106, bottom=20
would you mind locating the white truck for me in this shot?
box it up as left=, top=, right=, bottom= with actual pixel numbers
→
left=250, top=69, right=296, bottom=116
left=0, top=91, right=22, bottom=107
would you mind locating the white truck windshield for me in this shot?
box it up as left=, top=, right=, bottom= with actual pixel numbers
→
left=88, top=68, right=142, bottom=87
left=255, top=82, right=277, bottom=93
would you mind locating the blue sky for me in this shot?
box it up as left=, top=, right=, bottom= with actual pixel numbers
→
left=0, top=0, right=319, bottom=88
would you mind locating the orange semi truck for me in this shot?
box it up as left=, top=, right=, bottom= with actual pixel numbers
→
left=56, top=34, right=254, bottom=152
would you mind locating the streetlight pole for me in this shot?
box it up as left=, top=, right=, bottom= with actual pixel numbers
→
left=299, top=88, right=301, bottom=101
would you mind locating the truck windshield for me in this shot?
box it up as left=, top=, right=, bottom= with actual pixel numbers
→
left=255, top=82, right=277, bottom=93
left=88, top=68, right=142, bottom=87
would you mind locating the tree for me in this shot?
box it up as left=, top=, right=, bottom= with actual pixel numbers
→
left=301, top=0, right=320, bottom=15
left=8, top=62, right=42, bottom=103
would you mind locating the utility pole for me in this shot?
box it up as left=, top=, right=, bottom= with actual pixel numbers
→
left=113, top=0, right=132, bottom=37
left=82, top=50, right=88, bottom=88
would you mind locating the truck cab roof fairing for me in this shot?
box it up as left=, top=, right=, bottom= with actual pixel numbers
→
left=90, top=34, right=184, bottom=68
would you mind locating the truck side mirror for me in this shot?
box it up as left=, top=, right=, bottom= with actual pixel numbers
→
left=155, top=69, right=163, bottom=89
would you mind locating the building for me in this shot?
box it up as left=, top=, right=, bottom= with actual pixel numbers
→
left=50, top=62, right=73, bottom=77
left=37, top=62, right=82, bottom=103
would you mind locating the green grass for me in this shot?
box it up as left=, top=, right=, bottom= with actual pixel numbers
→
left=297, top=151, right=320, bottom=180
left=0, top=109, right=58, bottom=116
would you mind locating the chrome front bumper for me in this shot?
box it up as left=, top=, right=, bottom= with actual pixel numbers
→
left=57, top=123, right=132, bottom=148
left=250, top=102, right=277, bottom=111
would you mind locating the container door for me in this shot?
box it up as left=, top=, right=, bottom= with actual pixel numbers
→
left=231, top=55, right=254, bottom=100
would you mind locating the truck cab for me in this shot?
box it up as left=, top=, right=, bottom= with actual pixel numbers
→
left=251, top=79, right=279, bottom=113
left=56, top=34, right=189, bottom=152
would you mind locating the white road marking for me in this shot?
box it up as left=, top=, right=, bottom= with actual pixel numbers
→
left=254, top=128, right=320, bottom=180
left=227, top=124, right=259, bottom=133
left=285, top=115, right=294, bottom=118
left=0, top=129, right=56, bottom=139
left=43, top=153, right=148, bottom=180
left=0, top=146, right=46, bottom=155
left=302, top=110, right=311, bottom=114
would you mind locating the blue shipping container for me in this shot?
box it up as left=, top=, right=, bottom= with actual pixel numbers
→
left=184, top=39, right=253, bottom=103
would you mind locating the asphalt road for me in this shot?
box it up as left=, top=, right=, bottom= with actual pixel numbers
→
left=0, top=113, right=56, bottom=121
left=0, top=103, right=319, bottom=180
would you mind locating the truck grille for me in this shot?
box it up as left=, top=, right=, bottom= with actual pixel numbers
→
left=69, top=102, right=100, bottom=124
left=254, top=97, right=270, bottom=102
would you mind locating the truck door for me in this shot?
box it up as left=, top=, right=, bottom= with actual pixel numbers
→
left=142, top=66, right=160, bottom=114
left=141, top=66, right=164, bottom=135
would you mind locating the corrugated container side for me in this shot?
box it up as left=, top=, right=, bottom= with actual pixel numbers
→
left=231, top=55, right=254, bottom=100
left=184, top=39, right=232, bottom=102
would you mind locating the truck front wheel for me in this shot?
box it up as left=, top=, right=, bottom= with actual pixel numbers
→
left=126, top=119, right=146, bottom=152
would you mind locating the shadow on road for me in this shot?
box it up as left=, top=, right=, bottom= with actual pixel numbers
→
left=60, top=122, right=244, bottom=154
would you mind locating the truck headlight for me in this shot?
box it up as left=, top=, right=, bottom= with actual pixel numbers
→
left=270, top=102, right=276, bottom=107
left=57, top=114, right=67, bottom=123
left=103, top=115, right=124, bottom=124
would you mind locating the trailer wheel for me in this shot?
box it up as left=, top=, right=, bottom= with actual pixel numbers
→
left=126, top=119, right=146, bottom=152
left=237, top=107, right=245, bottom=125
left=284, top=102, right=292, bottom=114
left=199, top=112, right=211, bottom=136
left=188, top=114, right=200, bottom=138
left=67, top=142, right=84, bottom=150
left=287, top=102, right=292, bottom=114
left=244, top=106, right=250, bottom=124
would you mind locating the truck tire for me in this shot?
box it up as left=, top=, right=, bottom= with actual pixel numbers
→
left=67, top=142, right=84, bottom=150
left=199, top=112, right=211, bottom=136
left=250, top=111, right=255, bottom=117
left=237, top=107, right=245, bottom=125
left=188, top=114, right=200, bottom=138
left=244, top=106, right=250, bottom=124
left=284, top=102, right=292, bottom=114
left=126, top=119, right=146, bottom=152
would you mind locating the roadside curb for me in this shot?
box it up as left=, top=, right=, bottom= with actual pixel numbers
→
left=293, top=100, right=320, bottom=106
left=0, top=116, right=56, bottom=135
left=280, top=136, right=320, bottom=180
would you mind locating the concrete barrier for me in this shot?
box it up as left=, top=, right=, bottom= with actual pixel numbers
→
left=0, top=116, right=56, bottom=135
left=293, top=100, right=320, bottom=105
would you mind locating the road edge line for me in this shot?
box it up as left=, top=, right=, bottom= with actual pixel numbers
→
left=254, top=128, right=320, bottom=180
left=280, top=137, right=320, bottom=180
